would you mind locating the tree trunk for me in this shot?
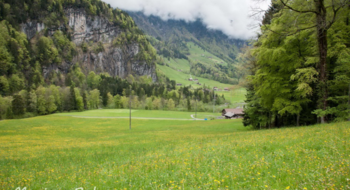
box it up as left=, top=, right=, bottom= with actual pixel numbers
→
left=315, top=0, right=328, bottom=124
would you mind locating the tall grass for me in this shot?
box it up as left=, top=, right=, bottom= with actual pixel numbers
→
left=0, top=113, right=349, bottom=189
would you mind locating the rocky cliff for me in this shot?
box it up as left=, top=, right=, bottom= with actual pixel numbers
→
left=21, top=8, right=157, bottom=82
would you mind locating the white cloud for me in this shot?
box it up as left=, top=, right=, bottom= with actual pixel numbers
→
left=101, top=0, right=271, bottom=39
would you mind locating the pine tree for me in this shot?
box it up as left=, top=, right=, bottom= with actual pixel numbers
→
left=70, top=83, right=76, bottom=110
left=12, top=95, right=25, bottom=115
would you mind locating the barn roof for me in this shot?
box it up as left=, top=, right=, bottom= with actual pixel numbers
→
left=222, top=108, right=244, bottom=115
left=224, top=112, right=235, bottom=117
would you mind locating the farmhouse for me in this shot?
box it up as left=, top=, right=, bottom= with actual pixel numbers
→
left=224, top=87, right=230, bottom=91
left=213, top=87, right=218, bottom=91
left=222, top=108, right=244, bottom=119
left=176, top=83, right=182, bottom=86
left=188, top=75, right=193, bottom=81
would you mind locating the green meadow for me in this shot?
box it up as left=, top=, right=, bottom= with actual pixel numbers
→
left=187, top=42, right=228, bottom=67
left=0, top=110, right=349, bottom=189
left=56, top=109, right=220, bottom=120
left=157, top=64, right=233, bottom=89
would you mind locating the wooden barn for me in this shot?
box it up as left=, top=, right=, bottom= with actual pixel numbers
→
left=222, top=108, right=244, bottom=119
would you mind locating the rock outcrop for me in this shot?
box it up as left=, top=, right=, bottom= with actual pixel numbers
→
left=21, top=8, right=157, bottom=82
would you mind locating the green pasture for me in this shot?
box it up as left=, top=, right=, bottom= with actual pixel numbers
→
left=157, top=65, right=232, bottom=90
left=163, top=57, right=191, bottom=72
left=157, top=64, right=246, bottom=104
left=56, top=109, right=220, bottom=120
left=187, top=42, right=228, bottom=66
left=0, top=110, right=349, bottom=189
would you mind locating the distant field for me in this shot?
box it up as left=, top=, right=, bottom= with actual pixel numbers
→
left=157, top=64, right=232, bottom=90
left=163, top=57, right=191, bottom=72
left=0, top=111, right=349, bottom=189
left=157, top=64, right=246, bottom=104
left=56, top=109, right=220, bottom=120
left=187, top=42, right=228, bottom=66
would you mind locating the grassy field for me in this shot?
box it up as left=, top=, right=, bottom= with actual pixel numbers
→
left=56, top=109, right=220, bottom=120
left=163, top=57, right=191, bottom=73
left=157, top=65, right=233, bottom=90
left=1, top=110, right=349, bottom=189
left=187, top=42, right=228, bottom=66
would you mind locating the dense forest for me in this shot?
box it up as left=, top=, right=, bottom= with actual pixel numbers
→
left=243, top=0, right=350, bottom=128
left=0, top=0, right=226, bottom=119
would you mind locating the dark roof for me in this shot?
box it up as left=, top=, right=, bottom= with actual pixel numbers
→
left=222, top=108, right=244, bottom=115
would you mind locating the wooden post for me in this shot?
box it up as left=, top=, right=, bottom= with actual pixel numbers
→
left=213, top=91, right=215, bottom=113
left=195, top=98, right=197, bottom=119
left=348, top=83, right=350, bottom=121
left=129, top=86, right=132, bottom=130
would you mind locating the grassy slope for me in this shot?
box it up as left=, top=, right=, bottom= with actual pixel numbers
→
left=186, top=42, right=228, bottom=66
left=0, top=112, right=349, bottom=189
left=157, top=64, right=246, bottom=104
left=158, top=64, right=231, bottom=89
left=158, top=41, right=246, bottom=104
left=163, top=57, right=191, bottom=72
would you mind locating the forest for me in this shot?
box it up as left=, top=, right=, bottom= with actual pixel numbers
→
left=243, top=0, right=350, bottom=128
left=0, top=0, right=227, bottom=119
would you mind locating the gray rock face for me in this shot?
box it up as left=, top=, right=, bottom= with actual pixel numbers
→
left=21, top=21, right=45, bottom=40
left=21, top=8, right=157, bottom=82
left=65, top=8, right=120, bottom=45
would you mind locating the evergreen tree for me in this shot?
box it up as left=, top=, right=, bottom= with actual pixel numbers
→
left=70, top=83, right=76, bottom=110
left=12, top=95, right=25, bottom=115
left=187, top=97, right=191, bottom=111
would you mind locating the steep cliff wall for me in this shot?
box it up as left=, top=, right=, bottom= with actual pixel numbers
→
left=21, top=8, right=157, bottom=82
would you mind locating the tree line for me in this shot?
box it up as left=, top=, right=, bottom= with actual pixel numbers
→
left=243, top=0, right=350, bottom=129
left=0, top=71, right=226, bottom=119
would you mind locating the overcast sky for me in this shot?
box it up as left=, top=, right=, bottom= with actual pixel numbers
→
left=101, top=0, right=271, bottom=40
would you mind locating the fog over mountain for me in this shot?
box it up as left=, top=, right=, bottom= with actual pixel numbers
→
left=101, top=0, right=271, bottom=39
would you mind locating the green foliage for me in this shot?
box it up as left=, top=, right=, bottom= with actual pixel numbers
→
left=36, top=86, right=47, bottom=115
left=0, top=76, right=9, bottom=96
left=190, top=62, right=238, bottom=84
left=93, top=41, right=105, bottom=53
left=12, top=94, right=24, bottom=115
left=244, top=0, right=350, bottom=127
left=74, top=88, right=84, bottom=111
left=88, top=89, right=100, bottom=109
left=9, top=74, right=24, bottom=94
left=37, top=36, right=60, bottom=66
left=52, top=31, right=77, bottom=61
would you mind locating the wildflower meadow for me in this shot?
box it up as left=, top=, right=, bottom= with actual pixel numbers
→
left=0, top=110, right=349, bottom=189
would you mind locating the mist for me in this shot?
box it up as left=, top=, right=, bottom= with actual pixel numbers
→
left=101, top=0, right=271, bottom=40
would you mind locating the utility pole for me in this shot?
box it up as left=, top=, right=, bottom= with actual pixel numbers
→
left=348, top=83, right=350, bottom=121
left=129, top=86, right=132, bottom=130
left=195, top=98, right=197, bottom=119
left=213, top=90, right=216, bottom=113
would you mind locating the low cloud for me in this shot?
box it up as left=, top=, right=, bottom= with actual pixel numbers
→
left=102, top=0, right=270, bottom=40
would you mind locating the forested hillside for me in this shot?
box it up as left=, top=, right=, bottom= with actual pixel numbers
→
left=0, top=0, right=226, bottom=119
left=243, top=0, right=350, bottom=128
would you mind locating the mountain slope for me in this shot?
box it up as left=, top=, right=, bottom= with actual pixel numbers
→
left=127, top=11, right=247, bottom=85
left=128, top=11, right=246, bottom=62
left=0, top=0, right=158, bottom=94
